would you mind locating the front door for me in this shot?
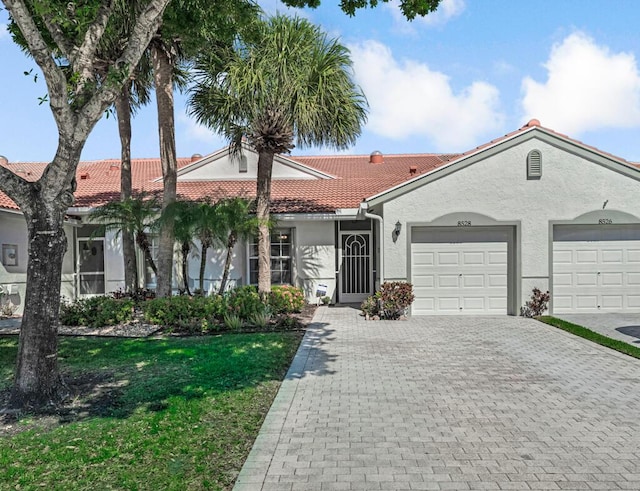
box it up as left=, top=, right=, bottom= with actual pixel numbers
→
left=77, top=238, right=105, bottom=295
left=339, top=232, right=372, bottom=303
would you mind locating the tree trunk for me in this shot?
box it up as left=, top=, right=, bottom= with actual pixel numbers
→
left=181, top=241, right=191, bottom=295
left=9, top=194, right=70, bottom=408
left=136, top=231, right=157, bottom=276
left=152, top=40, right=177, bottom=298
left=199, top=240, right=209, bottom=294
left=115, top=86, right=138, bottom=293
left=218, top=232, right=237, bottom=295
left=256, top=150, right=275, bottom=302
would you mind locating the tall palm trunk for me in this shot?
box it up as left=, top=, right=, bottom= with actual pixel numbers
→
left=199, top=238, right=210, bottom=294
left=256, top=150, right=275, bottom=302
left=152, top=39, right=177, bottom=298
left=219, top=231, right=237, bottom=295
left=114, top=86, right=139, bottom=293
left=181, top=241, right=191, bottom=295
left=136, top=231, right=158, bottom=276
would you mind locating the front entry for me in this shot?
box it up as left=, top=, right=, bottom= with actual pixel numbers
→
left=339, top=232, right=372, bottom=303
left=77, top=238, right=105, bottom=295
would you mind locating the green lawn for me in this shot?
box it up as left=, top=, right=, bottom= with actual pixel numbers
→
left=0, top=332, right=302, bottom=490
left=537, top=316, right=640, bottom=360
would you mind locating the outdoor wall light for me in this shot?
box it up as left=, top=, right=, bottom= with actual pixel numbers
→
left=393, top=220, right=402, bottom=242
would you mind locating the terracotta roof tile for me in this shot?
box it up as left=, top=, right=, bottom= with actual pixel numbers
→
left=1, top=121, right=636, bottom=214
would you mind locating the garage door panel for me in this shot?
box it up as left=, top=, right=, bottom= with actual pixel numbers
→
left=576, top=250, right=598, bottom=263
left=552, top=226, right=640, bottom=313
left=576, top=273, right=598, bottom=286
left=438, top=252, right=460, bottom=265
left=629, top=295, right=640, bottom=308
left=601, top=295, right=623, bottom=310
left=438, top=275, right=460, bottom=288
left=412, top=274, right=435, bottom=288
left=602, top=249, right=624, bottom=263
left=411, top=233, right=509, bottom=315
left=601, top=272, right=623, bottom=286
left=438, top=297, right=461, bottom=312
left=488, top=274, right=507, bottom=287
left=463, top=274, right=484, bottom=288
left=628, top=272, right=640, bottom=285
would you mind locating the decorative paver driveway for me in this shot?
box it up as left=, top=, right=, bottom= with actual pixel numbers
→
left=235, top=307, right=640, bottom=490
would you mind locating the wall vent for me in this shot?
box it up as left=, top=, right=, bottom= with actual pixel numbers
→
left=239, top=155, right=248, bottom=173
left=527, top=150, right=542, bottom=179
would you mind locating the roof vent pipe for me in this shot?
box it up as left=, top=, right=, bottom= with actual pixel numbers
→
left=191, top=153, right=202, bottom=163
left=0, top=155, right=8, bottom=165
left=369, top=150, right=383, bottom=164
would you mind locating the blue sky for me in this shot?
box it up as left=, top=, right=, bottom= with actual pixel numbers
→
left=2, top=0, right=640, bottom=162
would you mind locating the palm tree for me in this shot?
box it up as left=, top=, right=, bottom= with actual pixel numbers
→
left=189, top=15, right=368, bottom=301
left=158, top=200, right=199, bottom=295
left=212, top=198, right=259, bottom=295
left=151, top=0, right=260, bottom=298
left=89, top=194, right=161, bottom=281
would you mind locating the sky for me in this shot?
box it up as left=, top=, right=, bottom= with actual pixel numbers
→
left=2, top=1, right=640, bottom=163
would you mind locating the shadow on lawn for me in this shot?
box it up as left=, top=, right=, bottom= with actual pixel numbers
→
left=1, top=323, right=336, bottom=432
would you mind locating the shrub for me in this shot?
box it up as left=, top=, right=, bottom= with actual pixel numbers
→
left=223, top=312, right=244, bottom=331
left=360, top=294, right=380, bottom=318
left=269, top=285, right=305, bottom=314
left=142, top=295, right=225, bottom=332
left=60, top=296, right=135, bottom=328
left=361, top=281, right=415, bottom=320
left=225, top=285, right=264, bottom=320
left=321, top=296, right=331, bottom=305
left=248, top=309, right=272, bottom=329
left=520, top=288, right=550, bottom=317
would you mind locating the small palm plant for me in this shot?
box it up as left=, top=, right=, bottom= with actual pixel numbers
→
left=89, top=193, right=161, bottom=279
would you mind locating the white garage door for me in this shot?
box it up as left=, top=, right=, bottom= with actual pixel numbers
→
left=411, top=228, right=510, bottom=315
left=553, top=225, right=640, bottom=313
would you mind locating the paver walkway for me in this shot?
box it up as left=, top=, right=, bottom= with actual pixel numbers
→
left=235, top=307, right=640, bottom=490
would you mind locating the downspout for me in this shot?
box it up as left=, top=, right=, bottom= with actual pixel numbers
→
left=360, top=201, right=384, bottom=286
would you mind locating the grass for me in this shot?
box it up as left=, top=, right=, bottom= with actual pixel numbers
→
left=0, top=332, right=302, bottom=490
left=537, top=316, right=640, bottom=360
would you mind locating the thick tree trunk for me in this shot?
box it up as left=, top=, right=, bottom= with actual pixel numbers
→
left=218, top=232, right=237, bottom=295
left=9, top=193, right=70, bottom=408
left=256, top=150, right=275, bottom=302
left=136, top=231, right=157, bottom=276
left=152, top=40, right=177, bottom=298
left=115, top=87, right=138, bottom=293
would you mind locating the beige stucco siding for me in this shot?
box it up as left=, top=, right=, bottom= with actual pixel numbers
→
left=381, top=136, right=640, bottom=309
left=0, top=211, right=75, bottom=314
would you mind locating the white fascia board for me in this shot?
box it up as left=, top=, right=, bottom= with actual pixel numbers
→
left=272, top=210, right=358, bottom=221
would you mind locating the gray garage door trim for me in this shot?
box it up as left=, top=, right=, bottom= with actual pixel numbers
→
left=410, top=226, right=517, bottom=315
left=552, top=224, right=640, bottom=314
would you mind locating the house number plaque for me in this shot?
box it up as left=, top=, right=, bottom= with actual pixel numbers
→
left=457, top=221, right=472, bottom=227
left=598, top=219, right=613, bottom=225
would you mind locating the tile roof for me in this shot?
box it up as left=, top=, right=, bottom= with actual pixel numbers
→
left=0, top=153, right=451, bottom=214
left=1, top=120, right=637, bottom=215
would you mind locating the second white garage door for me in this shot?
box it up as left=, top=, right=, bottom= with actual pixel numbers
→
left=411, top=227, right=511, bottom=315
left=553, top=225, right=640, bottom=313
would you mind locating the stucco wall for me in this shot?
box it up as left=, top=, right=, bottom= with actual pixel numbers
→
left=382, top=135, right=640, bottom=309
left=290, top=220, right=336, bottom=302
left=0, top=211, right=75, bottom=315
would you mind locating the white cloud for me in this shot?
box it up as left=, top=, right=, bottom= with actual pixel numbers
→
left=349, top=40, right=504, bottom=151
left=521, top=32, right=640, bottom=134
left=387, top=0, right=465, bottom=31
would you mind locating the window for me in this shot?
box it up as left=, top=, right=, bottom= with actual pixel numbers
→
left=249, top=228, right=292, bottom=285
left=527, top=149, right=542, bottom=179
